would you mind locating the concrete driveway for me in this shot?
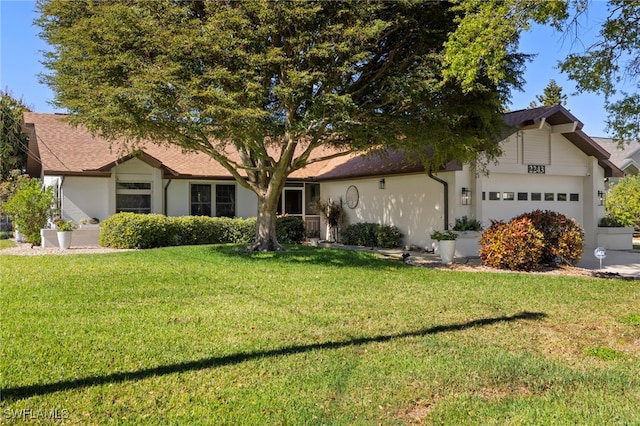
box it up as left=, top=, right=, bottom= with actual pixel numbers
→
left=577, top=248, right=640, bottom=279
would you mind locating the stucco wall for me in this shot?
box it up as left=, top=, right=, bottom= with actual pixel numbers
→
left=320, top=172, right=455, bottom=248
left=165, top=179, right=257, bottom=218
left=53, top=157, right=260, bottom=223
left=60, top=176, right=110, bottom=223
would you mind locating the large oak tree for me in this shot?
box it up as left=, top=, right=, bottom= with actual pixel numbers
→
left=37, top=0, right=562, bottom=250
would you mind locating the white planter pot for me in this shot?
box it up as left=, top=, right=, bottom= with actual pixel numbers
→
left=14, top=231, right=23, bottom=243
left=453, top=231, right=482, bottom=257
left=438, top=240, right=456, bottom=264
left=57, top=231, right=72, bottom=250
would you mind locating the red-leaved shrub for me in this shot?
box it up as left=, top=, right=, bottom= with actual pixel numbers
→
left=514, top=210, right=584, bottom=265
left=479, top=218, right=544, bottom=271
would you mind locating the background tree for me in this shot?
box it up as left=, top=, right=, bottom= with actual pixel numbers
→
left=37, top=0, right=566, bottom=250
left=560, top=0, right=640, bottom=143
left=529, top=79, right=568, bottom=107
left=1, top=91, right=30, bottom=178
left=0, top=168, right=30, bottom=211
left=605, top=175, right=640, bottom=229
left=3, top=177, right=56, bottom=245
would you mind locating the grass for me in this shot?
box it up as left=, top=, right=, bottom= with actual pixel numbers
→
left=0, top=239, right=16, bottom=250
left=1, top=245, right=639, bottom=425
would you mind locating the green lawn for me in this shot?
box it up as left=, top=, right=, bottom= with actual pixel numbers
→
left=1, top=245, right=638, bottom=425
left=0, top=239, right=16, bottom=250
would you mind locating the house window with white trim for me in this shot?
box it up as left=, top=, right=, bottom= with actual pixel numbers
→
left=116, top=182, right=152, bottom=214
left=215, top=184, right=236, bottom=217
left=191, top=184, right=212, bottom=216
left=190, top=184, right=236, bottom=217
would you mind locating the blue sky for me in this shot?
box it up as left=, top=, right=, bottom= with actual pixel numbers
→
left=0, top=0, right=627, bottom=137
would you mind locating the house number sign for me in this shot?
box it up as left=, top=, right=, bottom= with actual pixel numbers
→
left=527, top=164, right=546, bottom=174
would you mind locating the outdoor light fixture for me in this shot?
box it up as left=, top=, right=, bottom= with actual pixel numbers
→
left=597, top=190, right=605, bottom=206
left=379, top=178, right=386, bottom=190
left=461, top=187, right=471, bottom=205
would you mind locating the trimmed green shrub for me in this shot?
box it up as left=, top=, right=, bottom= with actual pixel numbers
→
left=99, top=213, right=174, bottom=249
left=172, top=216, right=222, bottom=246
left=341, top=223, right=376, bottom=247
left=515, top=210, right=584, bottom=265
left=216, top=217, right=256, bottom=245
left=376, top=224, right=403, bottom=248
left=275, top=216, right=305, bottom=244
left=0, top=231, right=12, bottom=240
left=480, top=218, right=544, bottom=271
left=99, top=213, right=298, bottom=249
left=341, top=223, right=403, bottom=248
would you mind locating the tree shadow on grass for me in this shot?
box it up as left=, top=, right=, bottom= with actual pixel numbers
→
left=204, top=244, right=403, bottom=270
left=2, top=311, right=546, bottom=401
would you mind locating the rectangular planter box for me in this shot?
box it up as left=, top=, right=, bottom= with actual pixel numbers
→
left=596, top=227, right=634, bottom=250
left=453, top=231, right=482, bottom=257
left=41, top=228, right=101, bottom=248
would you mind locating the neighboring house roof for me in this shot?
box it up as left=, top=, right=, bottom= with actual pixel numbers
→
left=591, top=137, right=640, bottom=175
left=24, top=105, right=623, bottom=180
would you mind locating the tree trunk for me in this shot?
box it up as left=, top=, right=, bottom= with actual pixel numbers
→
left=249, top=194, right=283, bottom=251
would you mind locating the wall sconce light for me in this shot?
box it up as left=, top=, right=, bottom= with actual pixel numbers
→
left=379, top=178, right=385, bottom=190
left=461, top=187, right=471, bottom=205
left=597, top=190, right=605, bottom=206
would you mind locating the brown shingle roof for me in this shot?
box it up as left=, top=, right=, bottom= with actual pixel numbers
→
left=24, top=112, right=235, bottom=178
left=24, top=106, right=623, bottom=180
left=23, top=112, right=349, bottom=179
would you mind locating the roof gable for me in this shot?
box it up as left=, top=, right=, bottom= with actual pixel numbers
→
left=504, top=105, right=623, bottom=178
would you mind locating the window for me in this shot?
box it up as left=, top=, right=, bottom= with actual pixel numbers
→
left=284, top=189, right=303, bottom=214
left=570, top=193, right=580, bottom=202
left=531, top=193, right=542, bottom=201
left=545, top=193, right=554, bottom=201
left=191, top=184, right=211, bottom=216
left=215, top=184, right=235, bottom=217
left=305, top=183, right=320, bottom=214
left=116, top=182, right=151, bottom=213
left=503, top=192, right=515, bottom=201
left=489, top=192, right=501, bottom=200
left=557, top=193, right=567, bottom=201
left=277, top=187, right=303, bottom=215
left=518, top=192, right=528, bottom=201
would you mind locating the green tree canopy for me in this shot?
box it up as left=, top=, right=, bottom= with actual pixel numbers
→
left=560, top=0, right=640, bottom=143
left=605, top=175, right=640, bottom=228
left=37, top=0, right=565, bottom=250
left=529, top=79, right=568, bottom=107
left=1, top=91, right=30, bottom=178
